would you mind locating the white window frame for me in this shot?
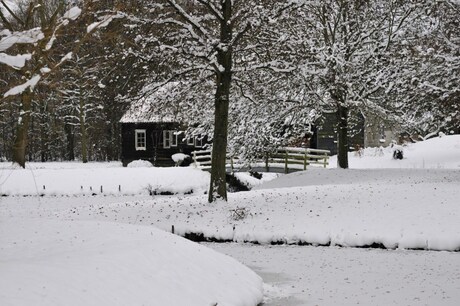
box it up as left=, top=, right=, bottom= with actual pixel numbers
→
left=194, top=135, right=204, bottom=148
left=135, top=129, right=146, bottom=151
left=187, top=136, right=195, bottom=146
left=171, top=130, right=178, bottom=147
left=163, top=130, right=172, bottom=148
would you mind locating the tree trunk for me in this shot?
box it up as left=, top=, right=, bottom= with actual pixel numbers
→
left=79, top=94, right=88, bottom=163
left=337, top=104, right=349, bottom=169
left=64, top=123, right=75, bottom=160
left=39, top=106, right=48, bottom=162
left=12, top=90, right=32, bottom=168
left=208, top=0, right=232, bottom=203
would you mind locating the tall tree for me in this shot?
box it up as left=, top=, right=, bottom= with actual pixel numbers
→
left=144, top=0, right=303, bottom=202
left=156, top=0, right=237, bottom=202
left=0, top=0, right=83, bottom=167
left=0, top=0, right=126, bottom=166
left=294, top=1, right=423, bottom=168
left=56, top=0, right=152, bottom=162
left=387, top=0, right=459, bottom=138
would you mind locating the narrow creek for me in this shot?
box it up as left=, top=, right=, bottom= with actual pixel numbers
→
left=205, top=242, right=460, bottom=306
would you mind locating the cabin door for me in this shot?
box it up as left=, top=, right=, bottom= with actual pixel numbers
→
left=151, top=130, right=162, bottom=149
left=151, top=130, right=161, bottom=164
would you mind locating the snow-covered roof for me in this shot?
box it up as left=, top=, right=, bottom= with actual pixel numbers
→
left=120, top=82, right=181, bottom=124
left=120, top=102, right=177, bottom=123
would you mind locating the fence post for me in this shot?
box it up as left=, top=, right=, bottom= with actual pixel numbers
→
left=304, top=150, right=307, bottom=170
left=323, top=153, right=327, bottom=168
left=285, top=150, right=288, bottom=174
left=192, top=151, right=197, bottom=167
left=265, top=153, right=269, bottom=172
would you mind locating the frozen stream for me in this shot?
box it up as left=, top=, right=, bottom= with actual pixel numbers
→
left=206, top=243, right=460, bottom=306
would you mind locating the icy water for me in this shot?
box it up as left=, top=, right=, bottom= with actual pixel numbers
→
left=206, top=243, right=460, bottom=306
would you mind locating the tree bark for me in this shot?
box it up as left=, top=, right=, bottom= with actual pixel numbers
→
left=337, top=104, right=349, bottom=169
left=79, top=93, right=88, bottom=163
left=208, top=0, right=232, bottom=203
left=12, top=90, right=32, bottom=168
left=64, top=123, right=75, bottom=160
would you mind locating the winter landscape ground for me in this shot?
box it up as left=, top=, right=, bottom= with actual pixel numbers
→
left=1, top=135, right=460, bottom=306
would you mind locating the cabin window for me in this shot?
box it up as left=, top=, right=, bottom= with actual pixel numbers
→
left=187, top=136, right=195, bottom=146
left=163, top=130, right=172, bottom=148
left=135, top=129, right=146, bottom=151
left=195, top=135, right=204, bottom=148
left=171, top=130, right=178, bottom=147
left=164, top=130, right=181, bottom=148
left=379, top=124, right=386, bottom=143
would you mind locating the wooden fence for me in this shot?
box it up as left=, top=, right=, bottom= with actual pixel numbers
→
left=191, top=147, right=330, bottom=173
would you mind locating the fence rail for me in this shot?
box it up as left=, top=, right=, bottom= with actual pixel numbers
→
left=191, top=147, right=330, bottom=173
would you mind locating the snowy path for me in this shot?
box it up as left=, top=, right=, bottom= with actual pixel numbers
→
left=207, top=243, right=460, bottom=306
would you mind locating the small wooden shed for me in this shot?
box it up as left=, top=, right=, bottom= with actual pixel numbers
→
left=310, top=111, right=365, bottom=155
left=119, top=91, right=206, bottom=167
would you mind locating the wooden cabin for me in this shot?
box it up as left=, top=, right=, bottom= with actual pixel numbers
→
left=310, top=111, right=365, bottom=155
left=310, top=110, right=404, bottom=154
left=119, top=89, right=206, bottom=167
left=120, top=122, right=207, bottom=167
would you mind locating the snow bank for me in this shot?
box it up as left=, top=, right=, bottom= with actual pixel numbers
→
left=0, top=162, right=209, bottom=196
left=0, top=219, right=263, bottom=306
left=329, top=134, right=460, bottom=169
left=62, top=168, right=460, bottom=251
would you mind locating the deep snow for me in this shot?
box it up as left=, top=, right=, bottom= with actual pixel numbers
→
left=0, top=218, right=263, bottom=306
left=1, top=134, right=460, bottom=305
left=328, top=134, right=460, bottom=169
left=59, top=168, right=460, bottom=251
left=0, top=163, right=209, bottom=196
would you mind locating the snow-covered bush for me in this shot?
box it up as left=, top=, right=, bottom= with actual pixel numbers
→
left=171, top=153, right=190, bottom=166
left=127, top=160, right=153, bottom=168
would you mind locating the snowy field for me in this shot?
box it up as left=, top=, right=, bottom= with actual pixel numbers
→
left=0, top=162, right=209, bottom=196
left=1, top=219, right=262, bottom=306
left=328, top=134, right=460, bottom=169
left=1, top=134, right=460, bottom=305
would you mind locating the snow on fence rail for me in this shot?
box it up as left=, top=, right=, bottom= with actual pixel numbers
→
left=191, top=147, right=330, bottom=173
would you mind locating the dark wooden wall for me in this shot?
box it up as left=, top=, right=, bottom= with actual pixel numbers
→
left=121, top=122, right=203, bottom=167
left=313, top=112, right=365, bottom=155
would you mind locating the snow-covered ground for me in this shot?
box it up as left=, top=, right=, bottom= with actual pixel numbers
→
left=55, top=167, right=459, bottom=251
left=1, top=134, right=460, bottom=305
left=0, top=162, right=209, bottom=196
left=0, top=219, right=262, bottom=306
left=328, top=133, right=460, bottom=169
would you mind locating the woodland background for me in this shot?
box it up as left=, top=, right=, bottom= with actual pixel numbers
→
left=1, top=0, right=458, bottom=164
